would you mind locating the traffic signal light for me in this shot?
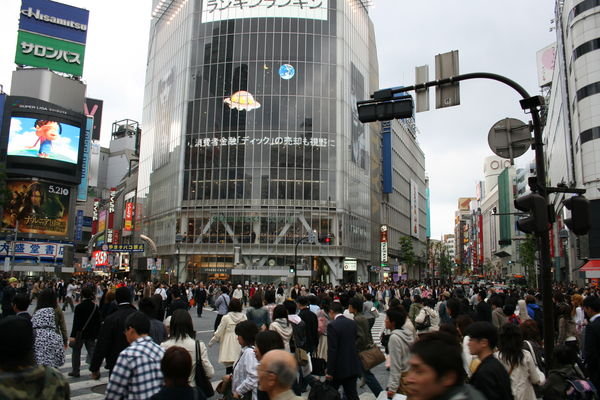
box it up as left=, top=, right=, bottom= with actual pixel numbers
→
left=289, top=265, right=295, bottom=274
left=357, top=96, right=414, bottom=123
left=514, top=193, right=549, bottom=234
left=563, top=195, right=591, bottom=235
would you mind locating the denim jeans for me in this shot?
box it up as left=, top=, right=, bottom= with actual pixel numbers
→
left=361, top=365, right=383, bottom=396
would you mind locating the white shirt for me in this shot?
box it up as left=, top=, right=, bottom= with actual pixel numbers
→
left=155, top=287, right=167, bottom=301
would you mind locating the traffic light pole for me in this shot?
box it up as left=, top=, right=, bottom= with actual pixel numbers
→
left=294, top=236, right=308, bottom=286
left=377, top=72, right=555, bottom=369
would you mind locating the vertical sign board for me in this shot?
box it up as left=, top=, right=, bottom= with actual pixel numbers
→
left=410, top=180, right=420, bottom=238
left=74, top=209, right=83, bottom=241
left=435, top=50, right=460, bottom=109
left=380, top=225, right=388, bottom=264
left=84, top=98, right=103, bottom=141
left=91, top=198, right=99, bottom=235
left=16, top=0, right=89, bottom=77
left=107, top=188, right=116, bottom=244
left=77, top=117, right=92, bottom=201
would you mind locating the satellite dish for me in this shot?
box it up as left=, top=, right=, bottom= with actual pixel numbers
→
left=488, top=118, right=531, bottom=160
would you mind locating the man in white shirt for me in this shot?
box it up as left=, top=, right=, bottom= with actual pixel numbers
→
left=62, top=279, right=77, bottom=312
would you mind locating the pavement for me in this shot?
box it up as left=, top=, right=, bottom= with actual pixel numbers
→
left=42, top=303, right=385, bottom=399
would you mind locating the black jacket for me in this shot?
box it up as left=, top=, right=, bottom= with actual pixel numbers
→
left=70, top=299, right=102, bottom=340
left=89, top=303, right=137, bottom=372
left=474, top=301, right=492, bottom=322
left=299, top=308, right=319, bottom=353
left=469, top=355, right=514, bottom=400
left=583, top=316, right=600, bottom=388
left=326, top=315, right=362, bottom=380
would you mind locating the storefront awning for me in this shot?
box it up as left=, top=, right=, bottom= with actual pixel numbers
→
left=580, top=259, right=600, bottom=272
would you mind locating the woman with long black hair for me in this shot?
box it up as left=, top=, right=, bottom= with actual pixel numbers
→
left=496, top=323, right=544, bottom=400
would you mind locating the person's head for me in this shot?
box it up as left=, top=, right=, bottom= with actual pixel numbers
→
left=296, top=296, right=309, bottom=308
left=571, top=293, right=583, bottom=308
left=34, top=119, right=61, bottom=141
left=498, top=323, right=524, bottom=368
left=104, top=290, right=116, bottom=304
left=81, top=286, right=94, bottom=300
left=349, top=297, right=364, bottom=314
left=388, top=297, right=402, bottom=310
left=8, top=277, right=18, bottom=288
left=255, top=330, right=285, bottom=361
left=0, top=316, right=35, bottom=371
left=161, top=346, right=192, bottom=387
left=124, top=311, right=151, bottom=343
left=221, top=286, right=229, bottom=295
left=502, top=304, right=515, bottom=317
left=264, top=290, right=275, bottom=304
left=170, top=309, right=195, bottom=341
left=328, top=301, right=344, bottom=318
left=405, top=332, right=466, bottom=400
left=466, top=322, right=498, bottom=357
left=272, top=304, right=288, bottom=320
left=12, top=292, right=30, bottom=313
left=283, top=299, right=297, bottom=315
left=490, top=296, right=503, bottom=309
left=385, top=308, right=407, bottom=331
left=553, top=344, right=578, bottom=367
left=171, top=287, right=181, bottom=299
left=583, top=295, right=600, bottom=318
left=235, top=320, right=259, bottom=347
left=525, top=294, right=537, bottom=305
left=520, top=319, right=541, bottom=343
left=115, top=286, right=132, bottom=304
left=250, top=293, right=263, bottom=309
left=228, top=298, right=242, bottom=313
left=446, top=298, right=461, bottom=317
left=258, top=350, right=298, bottom=394
left=36, top=288, right=57, bottom=310
left=139, top=297, right=158, bottom=319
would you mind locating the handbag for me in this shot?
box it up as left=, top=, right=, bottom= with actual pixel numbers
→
left=295, top=347, right=310, bottom=367
left=358, top=344, right=386, bottom=370
left=69, top=305, right=96, bottom=348
left=195, top=340, right=215, bottom=398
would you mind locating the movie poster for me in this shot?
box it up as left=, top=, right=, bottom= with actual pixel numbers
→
left=350, top=63, right=366, bottom=169
left=2, top=181, right=71, bottom=236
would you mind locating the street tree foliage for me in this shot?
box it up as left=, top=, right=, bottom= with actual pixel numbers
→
left=399, top=236, right=416, bottom=268
left=518, top=234, right=537, bottom=287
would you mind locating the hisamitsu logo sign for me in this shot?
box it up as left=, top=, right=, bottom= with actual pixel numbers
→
left=19, top=0, right=89, bottom=45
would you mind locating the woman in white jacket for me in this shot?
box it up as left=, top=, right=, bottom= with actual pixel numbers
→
left=231, top=321, right=260, bottom=400
left=161, top=309, right=214, bottom=390
left=414, top=298, right=440, bottom=334
left=496, top=323, right=544, bottom=400
left=209, top=298, right=248, bottom=373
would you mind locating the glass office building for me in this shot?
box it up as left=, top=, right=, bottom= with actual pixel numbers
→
left=138, top=0, right=380, bottom=283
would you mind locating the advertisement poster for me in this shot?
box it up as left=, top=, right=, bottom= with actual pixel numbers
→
left=124, top=202, right=134, bottom=231
left=350, top=62, right=366, bottom=169
left=2, top=180, right=70, bottom=236
left=410, top=179, right=420, bottom=238
left=98, top=209, right=107, bottom=234
left=7, top=116, right=81, bottom=164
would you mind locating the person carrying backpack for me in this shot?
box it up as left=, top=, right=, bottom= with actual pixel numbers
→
left=542, top=344, right=598, bottom=400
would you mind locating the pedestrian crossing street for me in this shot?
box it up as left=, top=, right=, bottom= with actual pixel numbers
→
left=58, top=312, right=387, bottom=399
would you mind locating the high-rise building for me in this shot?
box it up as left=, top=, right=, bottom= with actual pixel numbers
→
left=137, top=0, right=382, bottom=283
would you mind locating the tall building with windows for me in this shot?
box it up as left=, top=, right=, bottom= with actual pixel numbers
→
left=137, top=0, right=381, bottom=283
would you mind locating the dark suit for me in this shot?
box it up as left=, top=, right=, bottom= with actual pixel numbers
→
left=89, top=303, right=137, bottom=373
left=327, top=315, right=361, bottom=400
left=298, top=308, right=318, bottom=353
left=194, top=287, right=207, bottom=317
left=583, top=315, right=600, bottom=389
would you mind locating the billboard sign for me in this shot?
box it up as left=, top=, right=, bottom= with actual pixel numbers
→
left=107, top=243, right=145, bottom=253
left=410, top=180, right=420, bottom=238
left=19, top=0, right=89, bottom=44
left=77, top=117, right=92, bottom=201
left=84, top=98, right=103, bottom=141
left=15, top=30, right=86, bottom=76
left=200, top=0, right=328, bottom=23
left=536, top=43, right=556, bottom=87
left=124, top=201, right=134, bottom=231
left=93, top=250, right=109, bottom=266
left=0, top=240, right=67, bottom=259
left=343, top=258, right=357, bottom=271
left=74, top=209, right=83, bottom=241
left=2, top=180, right=71, bottom=236
left=98, top=209, right=107, bottom=234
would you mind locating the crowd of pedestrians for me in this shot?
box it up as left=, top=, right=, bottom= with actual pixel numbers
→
left=0, top=275, right=599, bottom=400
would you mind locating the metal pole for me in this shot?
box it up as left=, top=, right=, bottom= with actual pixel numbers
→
left=9, top=220, right=18, bottom=275
left=294, top=237, right=307, bottom=286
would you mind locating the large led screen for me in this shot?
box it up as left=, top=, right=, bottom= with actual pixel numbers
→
left=2, top=180, right=71, bottom=236
left=7, top=116, right=80, bottom=164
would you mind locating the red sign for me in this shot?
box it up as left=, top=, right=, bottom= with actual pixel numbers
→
left=124, top=202, right=134, bottom=231
left=112, top=229, right=119, bottom=244
left=93, top=250, right=109, bottom=266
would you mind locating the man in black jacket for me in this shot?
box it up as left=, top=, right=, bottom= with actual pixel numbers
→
left=69, top=286, right=102, bottom=377
left=583, top=295, right=600, bottom=390
left=89, top=286, right=136, bottom=379
left=297, top=296, right=318, bottom=353
left=467, top=322, right=513, bottom=400
left=326, top=302, right=361, bottom=400
left=194, top=282, right=207, bottom=317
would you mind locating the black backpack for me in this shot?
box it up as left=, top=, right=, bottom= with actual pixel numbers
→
left=290, top=319, right=307, bottom=351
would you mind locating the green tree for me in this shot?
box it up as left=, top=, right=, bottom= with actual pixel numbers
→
left=399, top=236, right=416, bottom=269
left=518, top=234, right=537, bottom=288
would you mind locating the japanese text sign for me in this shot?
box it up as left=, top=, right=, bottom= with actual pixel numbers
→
left=15, top=30, right=85, bottom=76
left=201, top=0, right=328, bottom=23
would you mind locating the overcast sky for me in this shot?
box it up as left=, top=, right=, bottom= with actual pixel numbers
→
left=0, top=0, right=556, bottom=240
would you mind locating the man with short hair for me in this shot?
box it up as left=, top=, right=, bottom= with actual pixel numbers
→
left=105, top=312, right=165, bottom=399
left=405, top=332, right=485, bottom=400
left=12, top=292, right=31, bottom=320
left=466, top=322, right=513, bottom=400
left=1, top=277, right=18, bottom=318
left=326, top=302, right=361, bottom=400
left=0, top=316, right=70, bottom=399
left=582, top=295, right=600, bottom=390
left=89, top=286, right=137, bottom=379
left=258, top=349, right=303, bottom=400
left=69, top=286, right=101, bottom=377
left=194, top=282, right=207, bottom=317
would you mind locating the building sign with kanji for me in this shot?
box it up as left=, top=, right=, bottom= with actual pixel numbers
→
left=189, top=135, right=334, bottom=148
left=106, top=243, right=145, bottom=253
left=201, top=0, right=328, bottom=23
left=15, top=30, right=85, bottom=76
left=0, top=240, right=67, bottom=259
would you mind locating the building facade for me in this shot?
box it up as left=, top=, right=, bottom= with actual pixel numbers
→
left=137, top=0, right=382, bottom=283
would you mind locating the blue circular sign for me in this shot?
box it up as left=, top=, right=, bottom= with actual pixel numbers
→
left=279, top=64, right=295, bottom=80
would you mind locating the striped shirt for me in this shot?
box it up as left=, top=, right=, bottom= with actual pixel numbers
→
left=105, top=336, right=165, bottom=400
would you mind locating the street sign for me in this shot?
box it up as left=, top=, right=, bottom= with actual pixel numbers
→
left=106, top=243, right=145, bottom=252
left=435, top=50, right=460, bottom=108
left=308, top=230, right=317, bottom=244
left=488, top=118, right=531, bottom=160
left=415, top=65, right=430, bottom=112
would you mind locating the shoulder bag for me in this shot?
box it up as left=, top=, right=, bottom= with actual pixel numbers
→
left=195, top=340, right=215, bottom=398
left=69, top=305, right=96, bottom=348
left=358, top=344, right=386, bottom=370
